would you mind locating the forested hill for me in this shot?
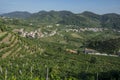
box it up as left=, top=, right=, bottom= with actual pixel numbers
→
left=1, top=11, right=31, bottom=19
left=1, top=10, right=120, bottom=29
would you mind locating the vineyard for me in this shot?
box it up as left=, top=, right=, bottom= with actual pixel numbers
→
left=0, top=30, right=120, bottom=80
left=0, top=16, right=120, bottom=80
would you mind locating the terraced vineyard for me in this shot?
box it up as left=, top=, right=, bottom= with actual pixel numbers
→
left=0, top=31, right=42, bottom=59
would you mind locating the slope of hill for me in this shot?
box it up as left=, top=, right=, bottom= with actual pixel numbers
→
left=81, top=11, right=101, bottom=20
left=0, top=23, right=42, bottom=59
left=0, top=32, right=42, bottom=59
left=101, top=13, right=120, bottom=30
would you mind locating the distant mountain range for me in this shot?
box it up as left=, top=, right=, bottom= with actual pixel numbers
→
left=1, top=11, right=31, bottom=19
left=1, top=10, right=120, bottom=29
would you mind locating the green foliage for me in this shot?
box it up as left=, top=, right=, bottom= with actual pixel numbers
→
left=101, top=13, right=120, bottom=30
left=89, top=57, right=97, bottom=64
left=0, top=22, right=7, bottom=32
left=0, top=33, right=8, bottom=41
left=86, top=37, right=120, bottom=54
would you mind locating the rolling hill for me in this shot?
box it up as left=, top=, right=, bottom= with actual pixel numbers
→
left=1, top=10, right=120, bottom=29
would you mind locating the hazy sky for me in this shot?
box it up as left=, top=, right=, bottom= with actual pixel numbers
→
left=0, top=0, right=120, bottom=14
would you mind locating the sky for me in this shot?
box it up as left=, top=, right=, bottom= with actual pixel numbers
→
left=0, top=0, right=120, bottom=14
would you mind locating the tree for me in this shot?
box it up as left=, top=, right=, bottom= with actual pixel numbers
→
left=89, top=57, right=97, bottom=64
left=86, top=38, right=120, bottom=55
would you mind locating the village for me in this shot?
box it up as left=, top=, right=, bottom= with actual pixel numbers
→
left=16, top=25, right=109, bottom=39
left=17, top=28, right=57, bottom=38
left=65, top=27, right=105, bottom=32
left=15, top=24, right=120, bottom=39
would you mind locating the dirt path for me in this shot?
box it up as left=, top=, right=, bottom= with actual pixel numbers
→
left=1, top=33, right=11, bottom=43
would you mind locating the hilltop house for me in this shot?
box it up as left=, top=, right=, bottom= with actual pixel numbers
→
left=84, top=48, right=98, bottom=54
left=117, top=50, right=120, bottom=56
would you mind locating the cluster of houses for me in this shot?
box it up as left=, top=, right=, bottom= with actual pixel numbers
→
left=18, top=29, right=43, bottom=38
left=0, top=16, right=14, bottom=22
left=17, top=28, right=57, bottom=38
left=65, top=28, right=108, bottom=32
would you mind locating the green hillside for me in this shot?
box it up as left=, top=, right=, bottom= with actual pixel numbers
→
left=0, top=32, right=42, bottom=59
left=0, top=31, right=120, bottom=80
left=101, top=13, right=120, bottom=30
